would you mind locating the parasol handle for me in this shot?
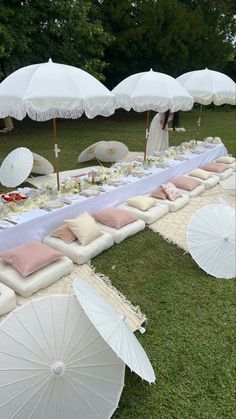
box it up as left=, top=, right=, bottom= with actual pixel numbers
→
left=53, top=118, right=60, bottom=191
left=144, top=111, right=150, bottom=161
left=195, top=104, right=203, bottom=144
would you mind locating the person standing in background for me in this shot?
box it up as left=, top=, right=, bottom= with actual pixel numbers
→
left=146, top=110, right=179, bottom=154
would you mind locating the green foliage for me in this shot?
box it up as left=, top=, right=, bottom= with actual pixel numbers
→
left=0, top=0, right=111, bottom=80
left=0, top=0, right=34, bottom=77
left=97, top=0, right=236, bottom=87
left=0, top=0, right=235, bottom=83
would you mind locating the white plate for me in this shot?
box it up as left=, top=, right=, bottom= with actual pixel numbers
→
left=44, top=200, right=65, bottom=209
left=81, top=189, right=101, bottom=197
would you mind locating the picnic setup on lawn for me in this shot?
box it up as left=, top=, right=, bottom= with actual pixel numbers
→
left=0, top=60, right=235, bottom=419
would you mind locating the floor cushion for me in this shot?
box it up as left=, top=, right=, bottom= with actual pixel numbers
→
left=150, top=193, right=190, bottom=212
left=215, top=156, right=235, bottom=164
left=118, top=203, right=169, bottom=224
left=43, top=233, right=114, bottom=264
left=216, top=161, right=235, bottom=172
left=170, top=176, right=201, bottom=191
left=200, top=162, right=229, bottom=173
left=65, top=212, right=103, bottom=246
left=95, top=219, right=145, bottom=244
left=177, top=182, right=205, bottom=197
left=0, top=283, right=16, bottom=315
left=215, top=167, right=234, bottom=180
left=184, top=174, right=219, bottom=190
left=127, top=195, right=156, bottom=211
left=0, top=257, right=73, bottom=297
left=93, top=207, right=137, bottom=229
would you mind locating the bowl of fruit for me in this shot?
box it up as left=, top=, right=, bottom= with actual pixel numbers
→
left=0, top=191, right=27, bottom=204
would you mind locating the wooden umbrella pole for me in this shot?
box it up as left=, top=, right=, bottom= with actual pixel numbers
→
left=144, top=110, right=150, bottom=161
left=53, top=118, right=60, bottom=191
left=195, top=103, right=203, bottom=144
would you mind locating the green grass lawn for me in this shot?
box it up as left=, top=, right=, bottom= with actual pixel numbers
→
left=0, top=109, right=235, bottom=418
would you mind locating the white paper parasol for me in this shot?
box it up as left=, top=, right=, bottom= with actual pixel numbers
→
left=95, top=141, right=129, bottom=162
left=0, top=147, right=33, bottom=187
left=177, top=68, right=236, bottom=106
left=78, top=141, right=105, bottom=163
left=73, top=279, right=156, bottom=383
left=187, top=204, right=236, bottom=279
left=0, top=295, right=125, bottom=419
left=31, top=152, right=54, bottom=175
left=0, top=59, right=116, bottom=190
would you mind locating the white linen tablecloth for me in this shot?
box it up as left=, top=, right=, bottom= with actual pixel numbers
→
left=0, top=144, right=227, bottom=251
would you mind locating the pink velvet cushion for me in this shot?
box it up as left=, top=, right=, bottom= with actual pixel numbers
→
left=51, top=224, right=77, bottom=243
left=93, top=207, right=137, bottom=229
left=171, top=176, right=201, bottom=191
left=200, top=162, right=228, bottom=173
left=151, top=187, right=167, bottom=200
left=161, top=182, right=182, bottom=201
left=0, top=241, right=63, bottom=277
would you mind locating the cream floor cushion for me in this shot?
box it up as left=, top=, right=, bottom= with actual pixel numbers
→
left=0, top=257, right=73, bottom=298
left=177, top=182, right=205, bottom=197
left=43, top=232, right=114, bottom=264
left=95, top=219, right=145, bottom=244
left=150, top=193, right=190, bottom=212
left=118, top=203, right=169, bottom=224
left=184, top=174, right=220, bottom=190
left=0, top=283, right=16, bottom=315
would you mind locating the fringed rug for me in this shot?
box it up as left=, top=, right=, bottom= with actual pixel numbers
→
left=0, top=263, right=146, bottom=331
left=149, top=184, right=235, bottom=252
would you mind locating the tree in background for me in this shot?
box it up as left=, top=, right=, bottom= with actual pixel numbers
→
left=97, top=0, right=236, bottom=87
left=0, top=0, right=34, bottom=77
left=0, top=0, right=111, bottom=80
left=0, top=0, right=235, bottom=84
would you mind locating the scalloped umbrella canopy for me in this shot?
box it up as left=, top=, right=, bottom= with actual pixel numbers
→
left=112, top=69, right=194, bottom=113
left=0, top=295, right=125, bottom=419
left=0, top=147, right=33, bottom=187
left=187, top=204, right=236, bottom=279
left=78, top=141, right=106, bottom=163
left=0, top=60, right=116, bottom=121
left=31, top=152, right=54, bottom=175
left=95, top=141, right=129, bottom=162
left=0, top=59, right=116, bottom=190
left=177, top=69, right=236, bottom=105
left=73, top=279, right=156, bottom=383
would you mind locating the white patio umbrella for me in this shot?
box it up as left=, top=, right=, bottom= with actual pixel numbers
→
left=31, top=152, right=54, bottom=175
left=112, top=69, right=193, bottom=158
left=73, top=279, right=156, bottom=383
left=0, top=147, right=33, bottom=187
left=0, top=295, right=125, bottom=419
left=95, top=141, right=129, bottom=162
left=78, top=141, right=105, bottom=163
left=0, top=59, right=116, bottom=190
left=177, top=68, right=236, bottom=138
left=187, top=204, right=236, bottom=279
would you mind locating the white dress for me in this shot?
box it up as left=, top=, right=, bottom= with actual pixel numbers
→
left=146, top=113, right=172, bottom=155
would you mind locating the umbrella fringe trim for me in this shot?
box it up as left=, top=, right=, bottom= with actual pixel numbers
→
left=0, top=107, right=116, bottom=121
left=114, top=100, right=193, bottom=113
